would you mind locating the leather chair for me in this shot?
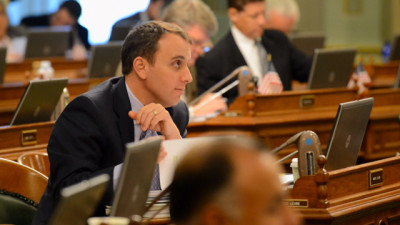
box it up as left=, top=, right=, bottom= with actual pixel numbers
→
left=17, top=151, right=50, bottom=177
left=0, top=157, right=48, bottom=225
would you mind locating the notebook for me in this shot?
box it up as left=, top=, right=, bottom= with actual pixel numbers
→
left=86, top=42, right=123, bottom=78
left=307, top=48, right=356, bottom=90
left=24, top=26, right=71, bottom=59
left=110, top=137, right=162, bottom=218
left=289, top=32, right=325, bottom=56
left=0, top=47, right=6, bottom=84
left=389, top=35, right=400, bottom=61
left=394, top=60, right=400, bottom=89
left=48, top=174, right=110, bottom=225
left=324, top=97, right=374, bottom=171
left=9, top=78, right=68, bottom=126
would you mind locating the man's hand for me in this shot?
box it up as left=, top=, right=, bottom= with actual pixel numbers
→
left=128, top=103, right=181, bottom=140
left=192, top=93, right=228, bottom=117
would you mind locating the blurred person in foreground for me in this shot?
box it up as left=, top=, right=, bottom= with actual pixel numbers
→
left=162, top=0, right=228, bottom=118
left=170, top=136, right=301, bottom=225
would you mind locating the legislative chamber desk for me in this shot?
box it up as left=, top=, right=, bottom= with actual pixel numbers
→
left=187, top=87, right=400, bottom=162
left=289, top=155, right=400, bottom=225
left=0, top=121, right=53, bottom=160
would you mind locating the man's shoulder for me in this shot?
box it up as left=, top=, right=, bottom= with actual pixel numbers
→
left=200, top=31, right=235, bottom=62
left=113, top=13, right=141, bottom=28
left=263, top=29, right=290, bottom=43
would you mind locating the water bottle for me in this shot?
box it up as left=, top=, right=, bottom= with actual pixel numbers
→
left=381, top=41, right=391, bottom=63
left=37, top=60, right=54, bottom=80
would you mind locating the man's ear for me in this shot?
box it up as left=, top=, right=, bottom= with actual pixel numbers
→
left=133, top=57, right=148, bottom=80
left=228, top=8, right=239, bottom=23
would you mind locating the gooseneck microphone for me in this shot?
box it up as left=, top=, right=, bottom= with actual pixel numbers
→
left=274, top=131, right=322, bottom=177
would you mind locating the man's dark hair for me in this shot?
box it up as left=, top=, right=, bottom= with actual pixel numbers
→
left=59, top=0, right=82, bottom=20
left=121, top=21, right=191, bottom=76
left=228, top=0, right=265, bottom=11
left=169, top=142, right=235, bottom=223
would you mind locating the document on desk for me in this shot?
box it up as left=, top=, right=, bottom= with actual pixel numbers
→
left=159, top=136, right=229, bottom=190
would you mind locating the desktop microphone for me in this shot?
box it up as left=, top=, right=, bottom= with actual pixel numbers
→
left=189, top=66, right=252, bottom=106
left=274, top=131, right=322, bottom=177
left=297, top=131, right=322, bottom=176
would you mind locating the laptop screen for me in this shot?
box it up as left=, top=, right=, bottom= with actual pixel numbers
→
left=110, top=138, right=161, bottom=218
left=0, top=47, right=6, bottom=84
left=10, top=78, right=68, bottom=126
left=48, top=174, right=109, bottom=225
left=86, top=42, right=123, bottom=78
left=394, top=60, right=400, bottom=89
left=307, top=48, right=356, bottom=90
left=24, top=26, right=71, bottom=59
left=324, top=97, right=374, bottom=171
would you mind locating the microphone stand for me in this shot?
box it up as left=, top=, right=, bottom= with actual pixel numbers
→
left=189, top=66, right=249, bottom=106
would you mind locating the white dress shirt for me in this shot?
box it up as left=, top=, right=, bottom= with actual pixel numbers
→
left=231, top=25, right=266, bottom=82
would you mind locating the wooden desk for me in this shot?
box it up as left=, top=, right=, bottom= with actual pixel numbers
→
left=0, top=79, right=93, bottom=125
left=187, top=87, right=400, bottom=162
left=289, top=155, right=400, bottom=224
left=188, top=88, right=358, bottom=161
left=366, top=61, right=399, bottom=89
left=4, top=58, right=88, bottom=83
left=0, top=121, right=54, bottom=160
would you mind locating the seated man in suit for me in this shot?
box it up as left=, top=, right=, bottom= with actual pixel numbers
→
left=170, top=136, right=300, bottom=225
left=196, top=0, right=312, bottom=104
left=20, top=0, right=90, bottom=51
left=109, top=0, right=173, bottom=41
left=32, top=21, right=192, bottom=225
left=162, top=0, right=228, bottom=117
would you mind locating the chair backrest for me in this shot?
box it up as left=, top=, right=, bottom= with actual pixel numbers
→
left=18, top=152, right=50, bottom=177
left=0, top=157, right=48, bottom=225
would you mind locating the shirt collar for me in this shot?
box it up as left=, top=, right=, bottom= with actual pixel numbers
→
left=231, top=25, right=262, bottom=45
left=125, top=82, right=143, bottom=113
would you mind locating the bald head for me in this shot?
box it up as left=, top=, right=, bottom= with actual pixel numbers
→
left=169, top=137, right=299, bottom=225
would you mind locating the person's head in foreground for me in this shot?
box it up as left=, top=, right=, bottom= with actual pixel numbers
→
left=121, top=20, right=193, bottom=108
left=170, top=136, right=301, bottom=225
left=162, top=0, right=218, bottom=66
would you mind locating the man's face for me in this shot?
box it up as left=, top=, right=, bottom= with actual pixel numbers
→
left=233, top=153, right=299, bottom=225
left=229, top=2, right=266, bottom=40
left=51, top=8, right=75, bottom=26
left=185, top=24, right=210, bottom=66
left=144, top=33, right=192, bottom=107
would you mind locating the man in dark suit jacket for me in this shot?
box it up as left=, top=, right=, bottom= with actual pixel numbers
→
left=196, top=0, right=312, bottom=104
left=32, top=21, right=193, bottom=225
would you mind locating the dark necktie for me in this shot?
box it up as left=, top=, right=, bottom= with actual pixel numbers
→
left=140, top=130, right=161, bottom=190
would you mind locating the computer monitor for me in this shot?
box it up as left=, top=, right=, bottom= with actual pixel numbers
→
left=86, top=42, right=123, bottom=78
left=307, top=48, right=356, bottom=90
left=324, top=97, right=374, bottom=171
left=110, top=138, right=161, bottom=219
left=389, top=35, right=400, bottom=61
left=289, top=32, right=325, bottom=56
left=48, top=174, right=110, bottom=225
left=24, top=26, right=71, bottom=59
left=9, top=78, right=68, bottom=126
left=0, top=47, right=7, bottom=84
